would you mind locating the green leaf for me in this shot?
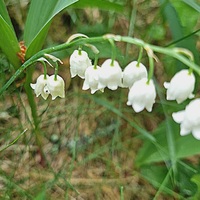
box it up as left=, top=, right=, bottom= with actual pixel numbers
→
left=161, top=0, right=200, bottom=66
left=191, top=174, right=200, bottom=200
left=182, top=0, right=200, bottom=13
left=24, top=0, right=78, bottom=58
left=0, top=0, right=20, bottom=68
left=0, top=16, right=20, bottom=69
left=71, top=0, right=124, bottom=12
left=136, top=119, right=200, bottom=166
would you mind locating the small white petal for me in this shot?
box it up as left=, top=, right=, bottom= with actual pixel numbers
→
left=172, top=111, right=185, bottom=123
left=98, top=59, right=122, bottom=90
left=127, top=78, right=156, bottom=112
left=163, top=82, right=170, bottom=89
left=47, top=75, right=65, bottom=100
left=30, top=74, right=50, bottom=100
left=82, top=65, right=100, bottom=94
left=123, top=61, right=147, bottom=88
left=173, top=98, right=200, bottom=140
left=192, top=126, right=200, bottom=140
left=69, top=50, right=92, bottom=79
left=164, top=70, right=195, bottom=103
left=30, top=83, right=36, bottom=90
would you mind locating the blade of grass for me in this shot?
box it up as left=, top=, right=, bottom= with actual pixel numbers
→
left=0, top=129, right=27, bottom=152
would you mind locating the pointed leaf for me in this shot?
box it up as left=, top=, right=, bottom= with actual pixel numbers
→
left=0, top=0, right=20, bottom=68
left=0, top=16, right=20, bottom=68
left=24, top=0, right=78, bottom=58
left=0, top=0, right=14, bottom=28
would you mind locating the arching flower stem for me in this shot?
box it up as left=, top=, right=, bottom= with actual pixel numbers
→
left=1, top=35, right=200, bottom=96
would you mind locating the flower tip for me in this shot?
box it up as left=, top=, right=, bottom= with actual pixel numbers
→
left=163, top=82, right=169, bottom=89
left=30, top=83, right=36, bottom=89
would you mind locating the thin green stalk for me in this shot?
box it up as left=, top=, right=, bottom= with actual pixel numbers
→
left=24, top=67, right=39, bottom=129
left=1, top=35, right=200, bottom=96
left=147, top=54, right=154, bottom=83
left=120, top=186, right=124, bottom=200
left=125, top=0, right=137, bottom=56
left=54, top=62, right=58, bottom=81
left=108, top=38, right=116, bottom=66
left=93, top=54, right=98, bottom=69
left=137, top=47, right=143, bottom=66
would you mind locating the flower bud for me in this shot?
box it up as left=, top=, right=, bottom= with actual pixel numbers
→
left=30, top=74, right=50, bottom=100
left=172, top=98, right=200, bottom=140
left=164, top=69, right=195, bottom=104
left=82, top=65, right=100, bottom=94
left=69, top=50, right=92, bottom=79
left=127, top=78, right=156, bottom=112
left=47, top=75, right=65, bottom=100
left=123, top=61, right=147, bottom=88
left=98, top=59, right=122, bottom=90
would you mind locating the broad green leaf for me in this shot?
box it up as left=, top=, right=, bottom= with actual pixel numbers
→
left=71, top=0, right=124, bottom=12
left=0, top=16, right=20, bottom=69
left=160, top=0, right=199, bottom=66
left=0, top=0, right=20, bottom=69
left=136, top=119, right=200, bottom=166
left=141, top=163, right=196, bottom=198
left=24, top=0, right=78, bottom=58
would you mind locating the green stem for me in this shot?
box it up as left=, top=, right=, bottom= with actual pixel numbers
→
left=120, top=186, right=124, bottom=200
left=147, top=54, right=154, bottom=84
left=137, top=47, right=143, bottom=66
left=1, top=35, right=200, bottom=96
left=24, top=67, right=39, bottom=129
left=93, top=54, right=98, bottom=69
left=54, top=62, right=58, bottom=81
left=108, top=38, right=116, bottom=66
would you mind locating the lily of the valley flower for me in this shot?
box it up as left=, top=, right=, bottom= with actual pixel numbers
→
left=172, top=98, right=200, bottom=140
left=82, top=65, right=101, bottom=94
left=127, top=78, right=156, bottom=112
left=69, top=49, right=92, bottom=79
left=30, top=74, right=50, bottom=100
left=98, top=59, right=122, bottom=90
left=123, top=61, right=147, bottom=88
left=47, top=75, right=65, bottom=100
left=164, top=69, right=195, bottom=104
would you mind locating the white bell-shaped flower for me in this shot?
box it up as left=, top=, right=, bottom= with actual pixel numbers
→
left=82, top=65, right=101, bottom=94
left=164, top=69, right=195, bottom=104
left=123, top=61, right=147, bottom=88
left=30, top=74, right=50, bottom=100
left=98, top=59, right=122, bottom=90
left=69, top=49, right=92, bottom=79
left=172, top=98, right=200, bottom=140
left=47, top=75, right=65, bottom=100
left=127, top=78, right=156, bottom=112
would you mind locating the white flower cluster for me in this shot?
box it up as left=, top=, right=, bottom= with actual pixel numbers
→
left=69, top=49, right=199, bottom=140
left=31, top=74, right=65, bottom=100
left=31, top=48, right=198, bottom=140
left=69, top=49, right=156, bottom=113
